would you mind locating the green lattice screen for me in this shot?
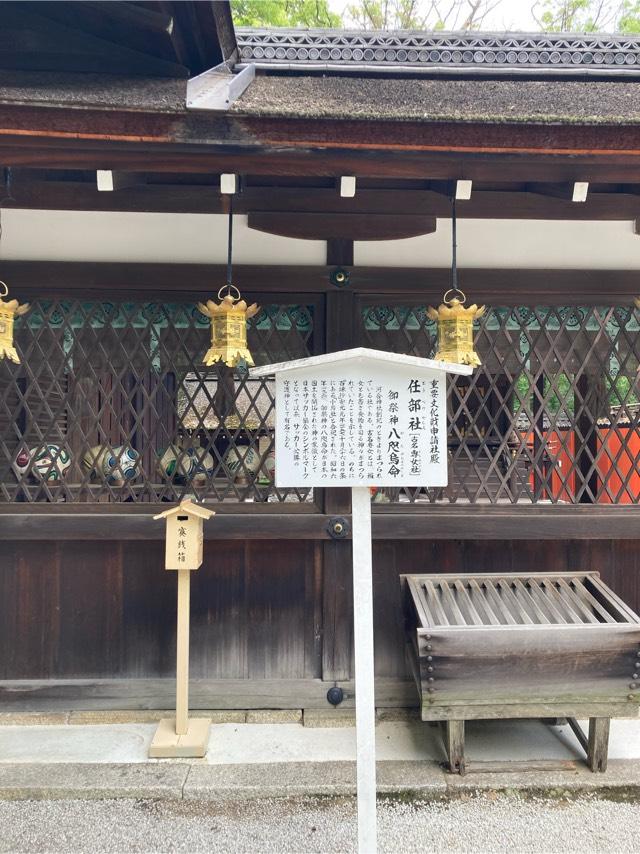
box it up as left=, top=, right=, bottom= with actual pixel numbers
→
left=361, top=303, right=640, bottom=505
left=0, top=300, right=316, bottom=503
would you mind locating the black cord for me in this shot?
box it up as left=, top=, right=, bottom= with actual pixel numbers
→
left=451, top=194, right=458, bottom=294
left=0, top=167, right=14, bottom=251
left=226, top=195, right=234, bottom=289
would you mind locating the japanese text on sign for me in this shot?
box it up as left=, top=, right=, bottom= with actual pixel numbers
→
left=275, top=363, right=447, bottom=488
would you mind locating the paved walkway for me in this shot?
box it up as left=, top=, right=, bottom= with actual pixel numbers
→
left=1, top=717, right=640, bottom=765
left=0, top=716, right=639, bottom=801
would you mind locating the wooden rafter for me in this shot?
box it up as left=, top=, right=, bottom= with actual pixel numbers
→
left=3, top=261, right=640, bottom=303
left=2, top=175, right=640, bottom=220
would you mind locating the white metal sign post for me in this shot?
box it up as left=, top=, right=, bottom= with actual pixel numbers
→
left=252, top=348, right=471, bottom=853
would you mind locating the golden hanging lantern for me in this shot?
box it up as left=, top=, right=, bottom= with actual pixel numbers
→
left=197, top=285, right=259, bottom=368
left=0, top=280, right=29, bottom=364
left=427, top=288, right=485, bottom=367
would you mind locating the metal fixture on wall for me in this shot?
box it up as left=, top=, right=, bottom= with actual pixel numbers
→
left=428, top=196, right=485, bottom=367
left=198, top=197, right=259, bottom=369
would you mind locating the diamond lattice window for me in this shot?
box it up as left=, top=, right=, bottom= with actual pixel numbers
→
left=361, top=302, right=640, bottom=505
left=0, top=299, right=317, bottom=503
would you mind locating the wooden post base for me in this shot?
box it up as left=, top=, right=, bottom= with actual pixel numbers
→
left=149, top=717, right=211, bottom=759
left=444, top=720, right=466, bottom=775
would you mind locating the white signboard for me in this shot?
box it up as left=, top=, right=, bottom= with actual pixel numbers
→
left=275, top=361, right=447, bottom=488
left=252, top=348, right=472, bottom=854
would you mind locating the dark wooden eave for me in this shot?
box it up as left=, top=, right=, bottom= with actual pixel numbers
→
left=2, top=102, right=640, bottom=184
left=0, top=1, right=236, bottom=78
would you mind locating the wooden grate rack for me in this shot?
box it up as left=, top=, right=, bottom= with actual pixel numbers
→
left=405, top=572, right=640, bottom=628
left=401, top=571, right=640, bottom=775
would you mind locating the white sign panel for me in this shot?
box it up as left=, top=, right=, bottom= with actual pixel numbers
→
left=275, top=361, right=447, bottom=488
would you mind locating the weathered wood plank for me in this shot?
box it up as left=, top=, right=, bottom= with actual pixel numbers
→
left=452, top=581, right=483, bottom=626
left=0, top=677, right=418, bottom=711
left=445, top=720, right=466, bottom=775
left=421, top=702, right=637, bottom=721
left=4, top=510, right=640, bottom=542
left=588, top=717, right=611, bottom=772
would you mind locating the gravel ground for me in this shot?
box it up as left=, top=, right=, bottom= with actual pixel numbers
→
left=1, top=794, right=638, bottom=854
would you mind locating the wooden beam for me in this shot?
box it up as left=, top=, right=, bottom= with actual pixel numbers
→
left=326, top=239, right=354, bottom=266
left=5, top=176, right=640, bottom=220
left=4, top=136, right=640, bottom=185
left=248, top=212, right=437, bottom=241
left=527, top=182, right=576, bottom=200
left=96, top=170, right=145, bottom=192
left=0, top=505, right=639, bottom=540
left=4, top=105, right=640, bottom=182
left=3, top=260, right=640, bottom=303
left=0, top=677, right=417, bottom=711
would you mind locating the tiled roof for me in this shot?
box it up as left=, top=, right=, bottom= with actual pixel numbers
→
left=236, top=28, right=640, bottom=78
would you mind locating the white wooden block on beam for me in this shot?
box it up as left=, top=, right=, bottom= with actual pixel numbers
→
left=340, top=176, right=357, bottom=198
left=96, top=171, right=143, bottom=193
left=96, top=171, right=115, bottom=192
left=572, top=182, right=589, bottom=203
left=456, top=180, right=473, bottom=200
left=220, top=174, right=237, bottom=195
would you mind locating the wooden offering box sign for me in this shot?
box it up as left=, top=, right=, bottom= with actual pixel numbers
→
left=154, top=499, right=214, bottom=570
left=253, top=347, right=472, bottom=488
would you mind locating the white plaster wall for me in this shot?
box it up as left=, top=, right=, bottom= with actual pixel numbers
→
left=2, top=210, right=640, bottom=270
left=0, top=210, right=326, bottom=265
left=356, top=219, right=640, bottom=269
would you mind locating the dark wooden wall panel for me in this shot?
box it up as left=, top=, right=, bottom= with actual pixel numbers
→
left=190, top=540, right=247, bottom=680
left=121, top=540, right=174, bottom=678
left=245, top=540, right=319, bottom=680
left=0, top=541, right=60, bottom=679
left=57, top=541, right=122, bottom=677
left=1, top=537, right=638, bottom=691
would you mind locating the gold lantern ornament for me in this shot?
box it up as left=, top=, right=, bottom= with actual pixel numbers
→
left=427, top=289, right=485, bottom=367
left=427, top=195, right=485, bottom=367
left=197, top=285, right=259, bottom=368
left=0, top=280, right=29, bottom=364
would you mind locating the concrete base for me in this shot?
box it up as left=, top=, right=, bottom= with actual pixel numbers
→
left=148, top=718, right=210, bottom=759
left=3, top=759, right=640, bottom=802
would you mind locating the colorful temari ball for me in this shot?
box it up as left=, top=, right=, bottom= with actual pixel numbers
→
left=158, top=445, right=215, bottom=485
left=83, top=444, right=139, bottom=485
left=30, top=444, right=72, bottom=481
left=224, top=445, right=261, bottom=481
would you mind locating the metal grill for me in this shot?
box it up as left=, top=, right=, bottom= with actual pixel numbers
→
left=0, top=299, right=317, bottom=503
left=405, top=572, right=640, bottom=628
left=362, top=303, right=640, bottom=504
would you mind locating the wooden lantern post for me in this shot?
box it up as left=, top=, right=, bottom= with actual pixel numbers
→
left=149, top=499, right=215, bottom=758
left=252, top=348, right=472, bottom=853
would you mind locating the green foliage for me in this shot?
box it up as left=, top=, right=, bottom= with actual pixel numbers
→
left=514, top=371, right=638, bottom=417
left=618, top=0, right=640, bottom=32
left=232, top=0, right=341, bottom=28
left=533, top=0, right=640, bottom=32
left=233, top=0, right=501, bottom=30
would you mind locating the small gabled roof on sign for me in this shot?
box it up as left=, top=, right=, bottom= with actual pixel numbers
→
left=153, top=499, right=216, bottom=522
left=251, top=347, right=473, bottom=378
